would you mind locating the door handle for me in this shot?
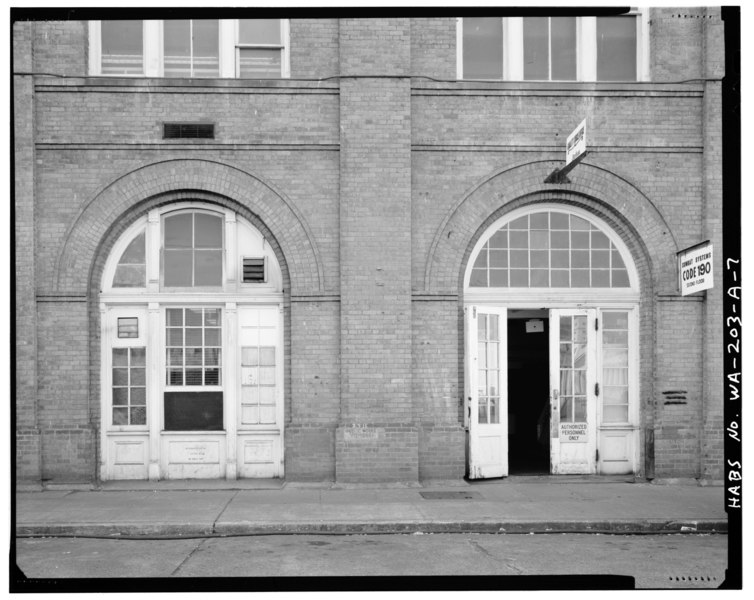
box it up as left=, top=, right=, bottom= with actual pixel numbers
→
left=552, top=389, right=559, bottom=401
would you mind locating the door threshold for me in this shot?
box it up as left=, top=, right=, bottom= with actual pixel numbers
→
left=97, top=478, right=286, bottom=491
left=468, top=474, right=637, bottom=484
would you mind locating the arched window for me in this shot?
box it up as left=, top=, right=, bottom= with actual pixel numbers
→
left=100, top=203, right=285, bottom=481
left=467, top=208, right=635, bottom=289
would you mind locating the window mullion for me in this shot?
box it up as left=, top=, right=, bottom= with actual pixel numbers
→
left=219, top=19, right=236, bottom=77
left=579, top=16, right=597, bottom=81
left=144, top=20, right=161, bottom=76
left=505, top=17, right=524, bottom=80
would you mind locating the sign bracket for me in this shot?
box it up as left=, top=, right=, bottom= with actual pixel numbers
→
left=544, top=151, right=588, bottom=184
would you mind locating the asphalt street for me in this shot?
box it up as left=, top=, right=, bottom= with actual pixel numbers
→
left=14, top=532, right=727, bottom=589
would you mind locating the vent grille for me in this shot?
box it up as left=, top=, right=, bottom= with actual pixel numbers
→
left=163, top=123, right=215, bottom=139
left=243, top=258, right=266, bottom=283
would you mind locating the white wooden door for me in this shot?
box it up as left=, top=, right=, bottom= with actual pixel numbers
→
left=549, top=308, right=598, bottom=474
left=466, top=306, right=508, bottom=479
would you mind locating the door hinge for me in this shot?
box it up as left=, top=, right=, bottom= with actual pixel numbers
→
left=596, top=449, right=600, bottom=462
left=595, top=382, right=600, bottom=396
left=595, top=317, right=599, bottom=331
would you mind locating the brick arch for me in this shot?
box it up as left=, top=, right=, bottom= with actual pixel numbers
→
left=55, top=158, right=324, bottom=295
left=424, top=160, right=679, bottom=295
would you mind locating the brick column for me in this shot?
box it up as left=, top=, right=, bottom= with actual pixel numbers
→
left=14, top=22, right=42, bottom=485
left=335, top=18, right=417, bottom=482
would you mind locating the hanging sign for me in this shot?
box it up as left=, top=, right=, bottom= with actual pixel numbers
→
left=565, top=119, right=587, bottom=166
left=678, top=241, right=713, bottom=296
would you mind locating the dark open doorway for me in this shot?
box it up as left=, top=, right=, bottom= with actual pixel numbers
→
left=507, top=310, right=550, bottom=474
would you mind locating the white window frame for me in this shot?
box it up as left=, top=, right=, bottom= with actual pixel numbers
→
left=89, top=19, right=290, bottom=78
left=457, top=12, right=649, bottom=82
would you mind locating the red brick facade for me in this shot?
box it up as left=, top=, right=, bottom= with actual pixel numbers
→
left=14, top=11, right=725, bottom=485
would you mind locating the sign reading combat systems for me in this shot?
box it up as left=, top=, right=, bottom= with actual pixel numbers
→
left=565, top=119, right=587, bottom=166
left=678, top=241, right=713, bottom=296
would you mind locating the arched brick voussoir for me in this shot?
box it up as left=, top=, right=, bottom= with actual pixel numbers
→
left=54, top=158, right=324, bottom=295
left=424, top=160, right=680, bottom=295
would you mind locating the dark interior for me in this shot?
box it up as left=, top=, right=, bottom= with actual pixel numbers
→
left=507, top=316, right=550, bottom=474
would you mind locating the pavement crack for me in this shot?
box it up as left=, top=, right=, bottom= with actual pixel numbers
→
left=212, top=491, right=239, bottom=533
left=170, top=538, right=208, bottom=577
left=467, top=538, right=523, bottom=575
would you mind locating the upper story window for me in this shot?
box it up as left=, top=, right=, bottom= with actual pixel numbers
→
left=89, top=19, right=290, bottom=78
left=458, top=14, right=647, bottom=82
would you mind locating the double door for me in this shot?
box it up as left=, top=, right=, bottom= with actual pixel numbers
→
left=466, top=306, right=609, bottom=478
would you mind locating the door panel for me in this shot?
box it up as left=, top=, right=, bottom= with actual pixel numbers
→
left=466, top=306, right=508, bottom=479
left=549, top=308, right=597, bottom=474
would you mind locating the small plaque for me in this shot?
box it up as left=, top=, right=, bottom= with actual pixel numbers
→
left=118, top=317, right=138, bottom=338
left=560, top=422, right=588, bottom=442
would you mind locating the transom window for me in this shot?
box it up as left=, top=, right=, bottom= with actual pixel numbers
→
left=459, top=14, right=646, bottom=81
left=90, top=19, right=290, bottom=78
left=163, top=211, right=223, bottom=288
left=468, top=209, right=633, bottom=289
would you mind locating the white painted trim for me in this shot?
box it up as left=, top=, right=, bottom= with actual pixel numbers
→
left=225, top=303, right=238, bottom=479
left=147, top=303, right=161, bottom=480
left=639, top=11, right=651, bottom=81
left=88, top=21, right=101, bottom=75
left=505, top=18, right=523, bottom=80
left=456, top=18, right=463, bottom=80
left=579, top=17, right=597, bottom=82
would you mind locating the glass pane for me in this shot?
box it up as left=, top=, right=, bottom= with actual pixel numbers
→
left=185, top=369, right=203, bottom=385
left=560, top=317, right=572, bottom=340
left=531, top=250, right=548, bottom=268
left=259, top=367, right=276, bottom=385
left=489, top=269, right=508, bottom=286
left=591, top=231, right=610, bottom=249
left=612, top=269, right=630, bottom=287
left=478, top=402, right=488, bottom=424
left=113, top=264, right=145, bottom=288
left=194, top=213, right=222, bottom=248
left=489, top=397, right=499, bottom=424
left=523, top=17, right=548, bottom=80
left=463, top=18, right=502, bottom=79
left=130, top=347, right=146, bottom=366
left=119, top=231, right=146, bottom=264
left=487, top=342, right=498, bottom=369
left=572, top=250, right=589, bottom=268
left=205, top=369, right=220, bottom=385
left=551, top=17, right=577, bottom=80
left=130, top=387, right=146, bottom=405
left=204, top=328, right=220, bottom=346
left=112, top=387, right=128, bottom=406
left=570, top=215, right=590, bottom=230
left=603, top=368, right=628, bottom=386
left=478, top=342, right=487, bottom=369
left=573, top=344, right=586, bottom=369
left=478, top=371, right=486, bottom=397
left=185, top=328, right=203, bottom=346
left=164, top=250, right=193, bottom=286
left=186, top=308, right=203, bottom=326
left=489, top=249, right=507, bottom=268
left=489, top=315, right=499, bottom=341
left=242, top=385, right=259, bottom=405
left=242, top=347, right=259, bottom=366
left=592, top=249, right=610, bottom=268
left=573, top=316, right=587, bottom=342
left=551, top=270, right=569, bottom=287
left=603, top=312, right=628, bottom=329
left=603, top=386, right=628, bottom=404
left=477, top=314, right=487, bottom=341
left=167, top=328, right=183, bottom=346
left=165, top=213, right=193, bottom=248
left=597, top=17, right=637, bottom=81
left=168, top=369, right=183, bottom=385
left=510, top=216, right=528, bottom=230
left=260, top=346, right=276, bottom=366
left=551, top=231, right=569, bottom=249
left=603, top=330, right=628, bottom=347
left=489, top=230, right=508, bottom=249
left=130, top=406, right=147, bottom=425
left=530, top=212, right=549, bottom=229
left=113, top=407, right=129, bottom=425
left=531, top=231, right=549, bottom=250
left=194, top=250, right=223, bottom=286
left=204, top=309, right=221, bottom=326
left=205, top=348, right=221, bottom=366
left=112, top=348, right=128, bottom=366
left=592, top=270, right=610, bottom=287
left=487, top=369, right=498, bottom=396
left=167, top=348, right=183, bottom=366
left=469, top=269, right=487, bottom=287
left=572, top=269, right=590, bottom=287
left=239, top=19, right=281, bottom=44
left=510, top=231, right=529, bottom=248
left=510, top=250, right=528, bottom=268
left=603, top=405, right=628, bottom=422
left=259, top=386, right=276, bottom=404
left=612, top=250, right=627, bottom=270
left=185, top=348, right=203, bottom=365
left=560, top=369, right=572, bottom=396
left=531, top=269, right=549, bottom=287
left=112, top=368, right=128, bottom=386
left=167, top=308, right=183, bottom=326
left=574, top=370, right=586, bottom=395
left=473, top=248, right=487, bottom=268
left=603, top=348, right=628, bottom=368
left=572, top=232, right=590, bottom=250
left=239, top=48, right=282, bottom=78
left=130, top=367, right=146, bottom=386
left=551, top=212, right=569, bottom=229
left=101, top=20, right=143, bottom=75
left=551, top=249, right=569, bottom=268
left=560, top=396, right=571, bottom=421
left=192, top=20, right=220, bottom=77
left=574, top=396, right=586, bottom=421
left=164, top=20, right=191, bottom=77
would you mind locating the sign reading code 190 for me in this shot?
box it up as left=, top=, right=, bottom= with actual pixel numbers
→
left=678, top=241, right=713, bottom=296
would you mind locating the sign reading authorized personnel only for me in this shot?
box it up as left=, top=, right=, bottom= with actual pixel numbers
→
left=678, top=241, right=713, bottom=296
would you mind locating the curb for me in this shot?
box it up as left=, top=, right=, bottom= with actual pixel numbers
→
left=16, top=519, right=727, bottom=538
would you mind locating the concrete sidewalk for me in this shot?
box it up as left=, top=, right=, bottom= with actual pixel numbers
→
left=15, top=477, right=728, bottom=538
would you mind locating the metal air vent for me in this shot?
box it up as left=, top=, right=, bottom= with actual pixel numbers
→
left=163, top=122, right=215, bottom=139
left=242, top=257, right=266, bottom=283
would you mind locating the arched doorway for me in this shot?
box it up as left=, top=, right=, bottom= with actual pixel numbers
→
left=463, top=204, right=640, bottom=478
left=99, top=201, right=285, bottom=480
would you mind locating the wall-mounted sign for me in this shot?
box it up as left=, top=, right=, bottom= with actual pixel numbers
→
left=678, top=241, right=713, bottom=296
left=560, top=422, right=587, bottom=442
left=565, top=119, right=587, bottom=166
left=525, top=319, right=544, bottom=333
